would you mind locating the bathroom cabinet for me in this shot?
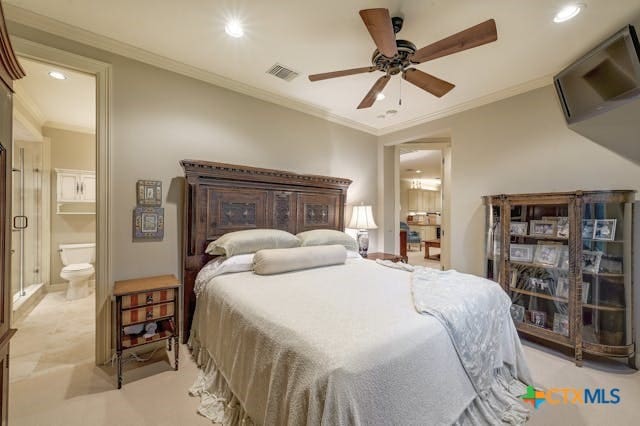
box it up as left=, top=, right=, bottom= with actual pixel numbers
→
left=55, top=169, right=96, bottom=214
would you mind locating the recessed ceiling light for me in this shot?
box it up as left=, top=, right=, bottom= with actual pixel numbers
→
left=553, top=4, right=584, bottom=23
left=415, top=170, right=422, bottom=173
left=225, top=19, right=244, bottom=37
left=376, top=92, right=385, bottom=101
left=386, top=109, right=398, bottom=116
left=48, top=71, right=67, bottom=80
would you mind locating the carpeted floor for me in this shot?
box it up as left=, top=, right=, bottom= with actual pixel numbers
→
left=9, top=292, right=640, bottom=425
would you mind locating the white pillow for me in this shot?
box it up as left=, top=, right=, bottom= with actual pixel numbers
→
left=296, top=229, right=358, bottom=251
left=253, top=245, right=347, bottom=275
left=194, top=254, right=254, bottom=296
left=205, top=229, right=300, bottom=257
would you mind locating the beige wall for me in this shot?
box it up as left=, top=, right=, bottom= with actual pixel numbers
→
left=8, top=22, right=379, bottom=285
left=44, top=127, right=96, bottom=285
left=381, top=85, right=640, bottom=276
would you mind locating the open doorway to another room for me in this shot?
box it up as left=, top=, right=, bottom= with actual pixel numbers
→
left=398, top=142, right=448, bottom=268
left=10, top=57, right=96, bottom=382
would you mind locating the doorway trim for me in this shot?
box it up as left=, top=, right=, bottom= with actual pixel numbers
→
left=11, top=37, right=112, bottom=365
left=393, top=140, right=451, bottom=269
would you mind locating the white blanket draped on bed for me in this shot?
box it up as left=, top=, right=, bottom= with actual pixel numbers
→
left=189, top=259, right=532, bottom=425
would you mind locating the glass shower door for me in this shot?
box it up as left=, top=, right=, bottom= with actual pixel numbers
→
left=11, top=142, right=42, bottom=299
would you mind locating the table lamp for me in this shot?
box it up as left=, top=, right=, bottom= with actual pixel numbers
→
left=347, top=204, right=378, bottom=257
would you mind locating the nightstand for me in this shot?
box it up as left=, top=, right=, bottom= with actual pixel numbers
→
left=365, top=252, right=407, bottom=263
left=114, top=274, right=180, bottom=389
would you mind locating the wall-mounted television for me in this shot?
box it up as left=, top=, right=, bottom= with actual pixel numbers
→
left=554, top=25, right=640, bottom=124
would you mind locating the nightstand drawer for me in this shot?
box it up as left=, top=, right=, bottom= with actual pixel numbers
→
left=122, top=302, right=174, bottom=326
left=121, top=288, right=175, bottom=309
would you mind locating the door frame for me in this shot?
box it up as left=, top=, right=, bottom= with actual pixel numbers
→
left=12, top=37, right=113, bottom=365
left=392, top=140, right=451, bottom=269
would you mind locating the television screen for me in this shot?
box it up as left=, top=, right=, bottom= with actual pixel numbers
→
left=554, top=25, right=640, bottom=123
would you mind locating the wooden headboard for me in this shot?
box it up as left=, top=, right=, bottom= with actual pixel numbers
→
left=180, top=160, right=352, bottom=342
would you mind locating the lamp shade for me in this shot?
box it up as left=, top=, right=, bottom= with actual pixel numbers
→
left=347, top=205, right=378, bottom=230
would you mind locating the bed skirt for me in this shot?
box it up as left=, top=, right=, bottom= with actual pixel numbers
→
left=188, top=335, right=529, bottom=426
left=188, top=336, right=255, bottom=425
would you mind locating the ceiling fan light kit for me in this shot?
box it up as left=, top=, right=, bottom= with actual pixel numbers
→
left=308, top=8, right=498, bottom=109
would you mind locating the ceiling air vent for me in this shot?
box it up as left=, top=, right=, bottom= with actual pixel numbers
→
left=266, top=63, right=299, bottom=82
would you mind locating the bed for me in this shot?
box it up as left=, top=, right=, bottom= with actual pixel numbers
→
left=181, top=160, right=532, bottom=425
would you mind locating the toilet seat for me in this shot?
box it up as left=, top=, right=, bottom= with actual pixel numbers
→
left=61, top=263, right=94, bottom=273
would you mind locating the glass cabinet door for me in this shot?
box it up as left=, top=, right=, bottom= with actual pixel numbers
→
left=507, top=202, right=572, bottom=339
left=485, top=198, right=501, bottom=283
left=581, top=199, right=632, bottom=351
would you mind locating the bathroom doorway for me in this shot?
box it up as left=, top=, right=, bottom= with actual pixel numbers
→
left=10, top=57, right=97, bottom=382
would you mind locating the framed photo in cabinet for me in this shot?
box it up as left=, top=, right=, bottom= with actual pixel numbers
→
left=553, top=314, right=569, bottom=337
left=510, top=244, right=534, bottom=262
left=510, top=304, right=525, bottom=323
left=593, top=219, right=616, bottom=241
left=582, top=219, right=595, bottom=239
left=510, top=222, right=528, bottom=236
left=530, top=220, right=556, bottom=237
left=582, top=250, right=602, bottom=273
left=534, top=244, right=561, bottom=266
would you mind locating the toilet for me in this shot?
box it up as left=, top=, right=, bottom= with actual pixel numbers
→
left=59, top=243, right=95, bottom=300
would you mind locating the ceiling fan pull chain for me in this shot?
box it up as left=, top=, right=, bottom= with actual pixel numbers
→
left=399, top=77, right=402, bottom=106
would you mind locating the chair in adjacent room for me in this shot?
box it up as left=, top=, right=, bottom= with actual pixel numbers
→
left=400, top=222, right=421, bottom=251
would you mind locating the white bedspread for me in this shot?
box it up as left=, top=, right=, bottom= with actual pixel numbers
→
left=189, top=259, right=531, bottom=425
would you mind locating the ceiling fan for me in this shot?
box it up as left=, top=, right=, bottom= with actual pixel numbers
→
left=308, top=8, right=498, bottom=109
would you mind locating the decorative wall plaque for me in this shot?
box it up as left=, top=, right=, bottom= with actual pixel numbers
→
left=136, top=180, right=162, bottom=206
left=133, top=207, right=164, bottom=241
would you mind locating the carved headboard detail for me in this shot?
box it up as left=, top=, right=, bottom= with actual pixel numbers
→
left=180, top=160, right=352, bottom=341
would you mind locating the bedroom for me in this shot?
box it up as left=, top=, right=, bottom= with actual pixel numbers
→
left=0, top=0, right=639, bottom=425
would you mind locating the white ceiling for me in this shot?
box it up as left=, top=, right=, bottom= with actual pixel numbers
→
left=6, top=0, right=640, bottom=134
left=14, top=57, right=96, bottom=137
left=399, top=149, right=441, bottom=181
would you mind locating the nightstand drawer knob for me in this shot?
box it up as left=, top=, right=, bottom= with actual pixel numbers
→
left=146, top=295, right=154, bottom=304
left=146, top=311, right=153, bottom=319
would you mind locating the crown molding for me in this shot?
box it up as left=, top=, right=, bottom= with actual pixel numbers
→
left=43, top=120, right=95, bottom=135
left=5, top=4, right=553, bottom=139
left=377, top=74, right=553, bottom=135
left=4, top=4, right=379, bottom=136
left=14, top=84, right=44, bottom=125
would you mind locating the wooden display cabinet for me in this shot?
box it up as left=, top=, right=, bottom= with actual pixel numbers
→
left=483, top=191, right=636, bottom=368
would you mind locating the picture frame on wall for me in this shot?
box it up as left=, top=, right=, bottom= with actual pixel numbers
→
left=133, top=207, right=165, bottom=241
left=136, top=180, right=162, bottom=206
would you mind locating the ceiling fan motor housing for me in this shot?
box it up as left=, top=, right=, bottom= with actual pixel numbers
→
left=391, top=16, right=404, bottom=33
left=371, top=39, right=416, bottom=75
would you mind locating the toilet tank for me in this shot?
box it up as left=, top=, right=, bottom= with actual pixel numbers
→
left=59, top=243, right=96, bottom=265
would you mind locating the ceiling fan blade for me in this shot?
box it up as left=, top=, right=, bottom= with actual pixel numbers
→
left=411, top=19, right=497, bottom=63
left=357, top=75, right=390, bottom=109
left=359, top=8, right=398, bottom=58
left=402, top=69, right=455, bottom=98
left=308, top=66, right=377, bottom=82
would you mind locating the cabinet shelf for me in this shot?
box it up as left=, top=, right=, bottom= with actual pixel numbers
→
left=510, top=287, right=568, bottom=303
left=582, top=303, right=626, bottom=312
